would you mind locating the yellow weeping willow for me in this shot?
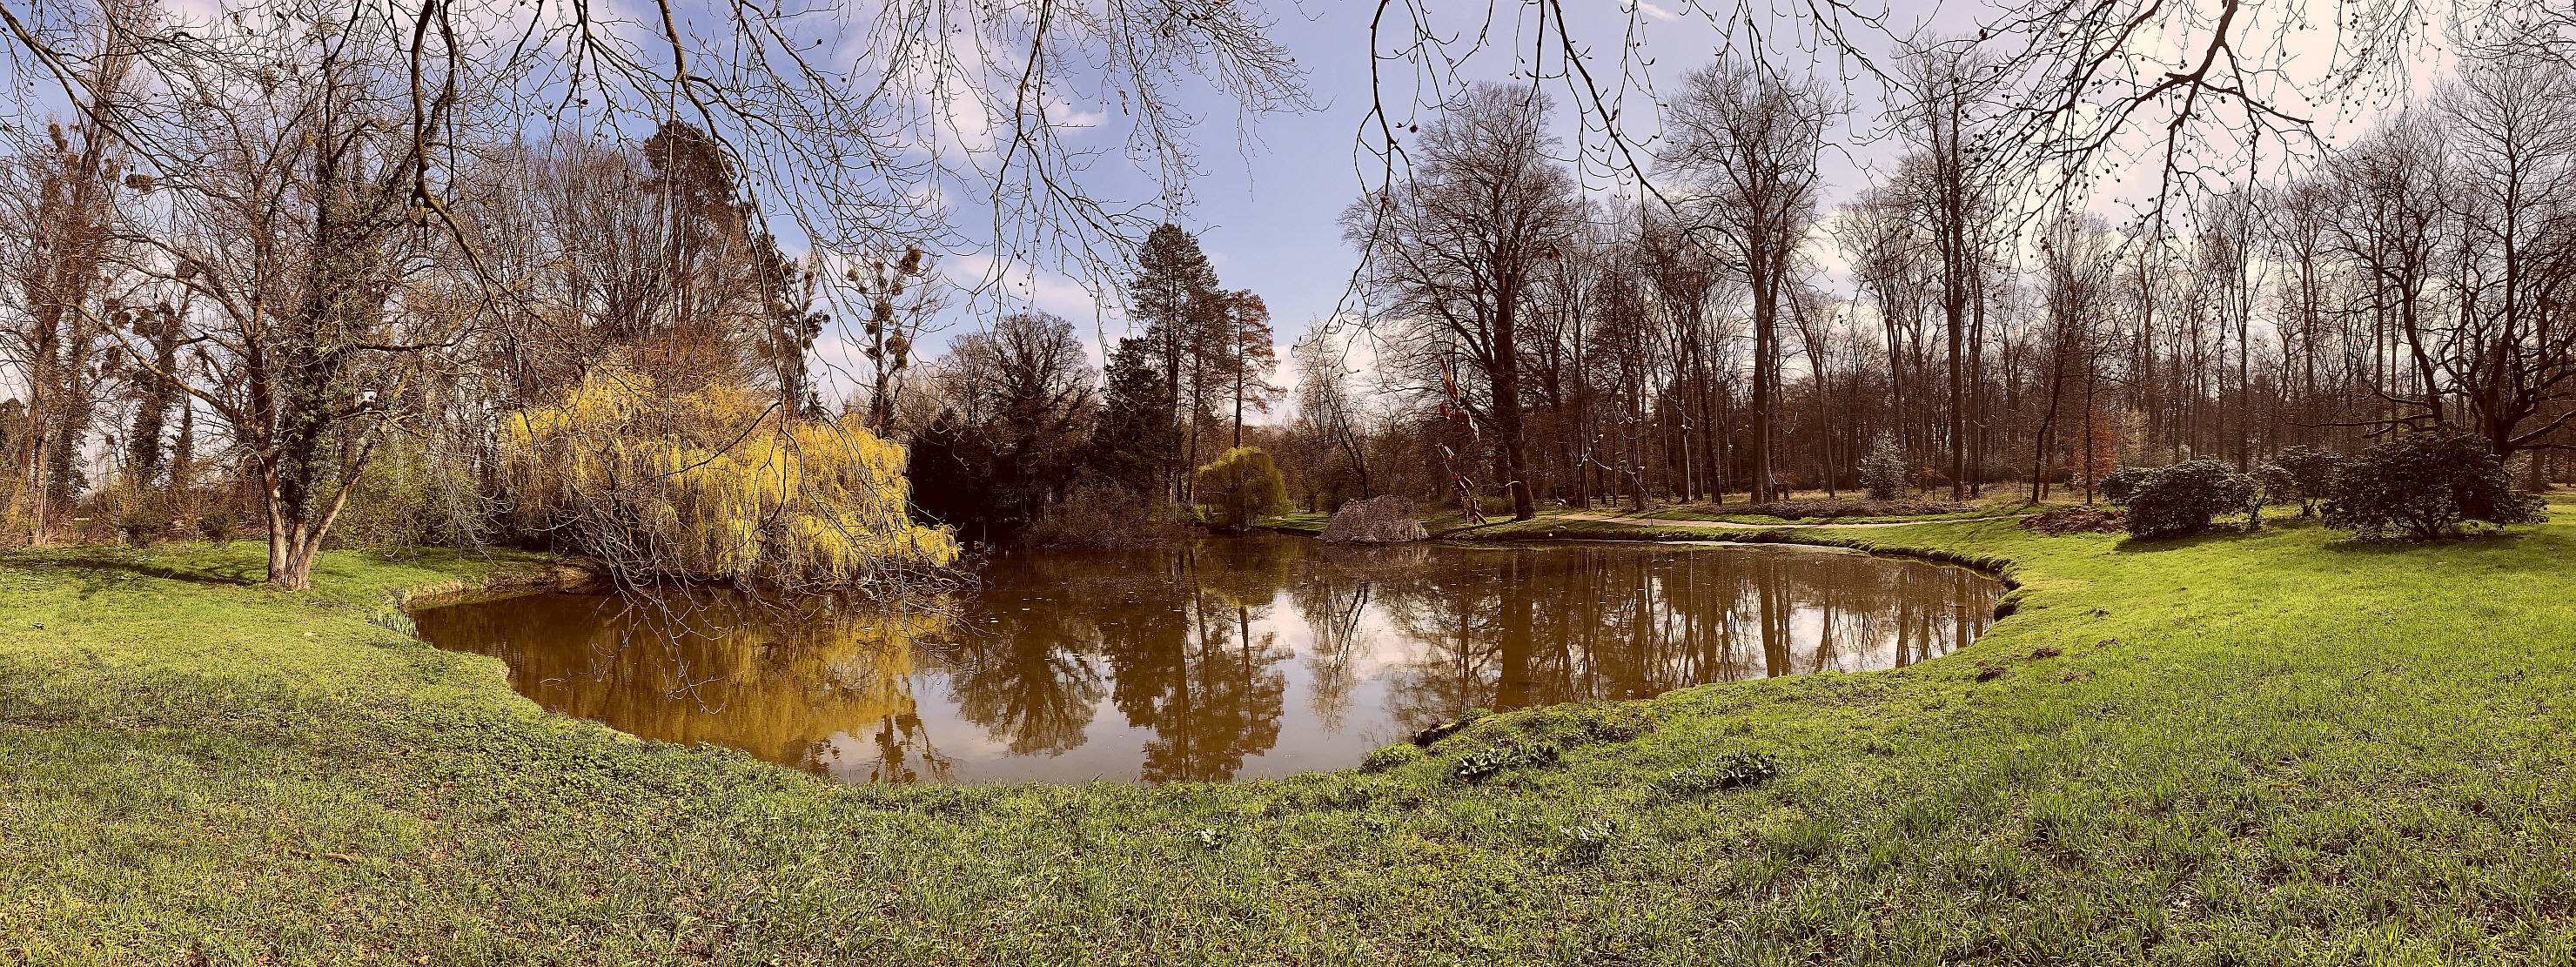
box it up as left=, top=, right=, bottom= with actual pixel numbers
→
left=502, top=357, right=960, bottom=587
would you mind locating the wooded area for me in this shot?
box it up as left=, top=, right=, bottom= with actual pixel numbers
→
left=1319, top=57, right=2576, bottom=521
left=5, top=0, right=2576, bottom=580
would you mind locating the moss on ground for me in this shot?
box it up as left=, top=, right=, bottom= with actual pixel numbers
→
left=4, top=515, right=2574, bottom=964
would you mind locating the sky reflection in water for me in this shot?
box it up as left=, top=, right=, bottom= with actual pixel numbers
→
left=412, top=535, right=2002, bottom=784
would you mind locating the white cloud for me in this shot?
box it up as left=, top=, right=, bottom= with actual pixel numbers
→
left=1635, top=2, right=1680, bottom=23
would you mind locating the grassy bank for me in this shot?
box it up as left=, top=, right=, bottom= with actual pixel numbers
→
left=5, top=514, right=2573, bottom=964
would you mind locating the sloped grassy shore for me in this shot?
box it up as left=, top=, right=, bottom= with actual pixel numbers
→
left=3, top=511, right=2571, bottom=965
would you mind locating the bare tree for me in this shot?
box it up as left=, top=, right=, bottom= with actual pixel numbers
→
left=1892, top=41, right=2009, bottom=499
left=2428, top=61, right=2576, bottom=467
left=0, top=3, right=135, bottom=541
left=1661, top=63, right=1838, bottom=503
left=91, top=0, right=476, bottom=588
left=1291, top=333, right=1372, bottom=500
left=1344, top=83, right=1582, bottom=520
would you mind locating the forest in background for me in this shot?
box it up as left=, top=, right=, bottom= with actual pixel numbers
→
left=5, top=0, right=2576, bottom=582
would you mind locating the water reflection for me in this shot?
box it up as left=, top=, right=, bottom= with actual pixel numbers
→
left=413, top=535, right=2002, bottom=784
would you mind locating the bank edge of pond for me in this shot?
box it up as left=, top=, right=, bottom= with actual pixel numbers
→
left=1264, top=511, right=2031, bottom=619
left=5, top=514, right=2573, bottom=964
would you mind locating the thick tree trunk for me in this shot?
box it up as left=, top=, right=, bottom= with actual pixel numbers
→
left=1946, top=275, right=1966, bottom=500
left=1750, top=259, right=1780, bottom=504
left=1492, top=303, right=1536, bottom=520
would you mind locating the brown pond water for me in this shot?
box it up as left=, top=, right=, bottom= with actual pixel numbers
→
left=411, top=534, right=2002, bottom=784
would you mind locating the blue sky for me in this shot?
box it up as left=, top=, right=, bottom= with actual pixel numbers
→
left=889, top=0, right=1927, bottom=402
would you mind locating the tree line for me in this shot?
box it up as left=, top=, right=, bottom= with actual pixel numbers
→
left=0, top=0, right=1301, bottom=587
left=1306, top=51, right=2576, bottom=522
left=8, top=0, right=2575, bottom=580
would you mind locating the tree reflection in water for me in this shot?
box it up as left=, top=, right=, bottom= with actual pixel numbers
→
left=413, top=535, right=2001, bottom=784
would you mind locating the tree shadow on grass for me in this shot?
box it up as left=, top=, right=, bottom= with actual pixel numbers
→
left=1, top=545, right=270, bottom=588
left=2312, top=527, right=2561, bottom=563
left=2105, top=525, right=2272, bottom=554
left=3, top=544, right=507, bottom=597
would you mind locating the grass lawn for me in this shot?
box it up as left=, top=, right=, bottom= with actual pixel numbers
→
left=4, top=513, right=2574, bottom=964
left=1262, top=500, right=2027, bottom=535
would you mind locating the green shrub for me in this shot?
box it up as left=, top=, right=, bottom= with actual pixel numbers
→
left=2270, top=445, right=2345, bottom=516
left=2324, top=429, right=2546, bottom=540
left=115, top=507, right=169, bottom=547
left=1192, top=447, right=1291, bottom=530
left=197, top=509, right=238, bottom=546
left=2109, top=460, right=2256, bottom=539
left=1858, top=432, right=1908, bottom=500
left=2252, top=463, right=2297, bottom=514
left=2099, top=467, right=2149, bottom=506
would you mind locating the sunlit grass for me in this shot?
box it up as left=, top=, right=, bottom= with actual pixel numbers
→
left=5, top=509, right=2573, bottom=964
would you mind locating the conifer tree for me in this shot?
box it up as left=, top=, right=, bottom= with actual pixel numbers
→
left=1130, top=224, right=1223, bottom=495
left=1088, top=337, right=1183, bottom=500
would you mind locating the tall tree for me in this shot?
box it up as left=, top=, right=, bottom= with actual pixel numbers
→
left=105, top=0, right=473, bottom=588
left=1128, top=223, right=1223, bottom=498
left=1662, top=64, right=1838, bottom=503
left=1894, top=42, right=2006, bottom=500
left=0, top=19, right=136, bottom=541
left=1344, top=83, right=1582, bottom=520
left=1222, top=291, right=1281, bottom=449
left=923, top=312, right=1095, bottom=534
left=1291, top=335, right=1372, bottom=500
left=1087, top=336, right=1183, bottom=498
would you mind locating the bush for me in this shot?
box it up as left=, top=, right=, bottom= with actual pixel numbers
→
left=1191, top=447, right=1290, bottom=530
left=2270, top=446, right=2345, bottom=517
left=2323, top=430, right=2546, bottom=540
left=2251, top=463, right=2297, bottom=513
left=197, top=509, right=239, bottom=546
left=115, top=507, right=168, bottom=547
left=1025, top=486, right=1189, bottom=548
left=2098, top=467, right=2149, bottom=506
left=329, top=440, right=478, bottom=548
left=503, top=356, right=961, bottom=587
left=2017, top=506, right=2127, bottom=534
left=2109, top=460, right=2256, bottom=539
left=1739, top=498, right=1975, bottom=520
left=1858, top=432, right=1908, bottom=500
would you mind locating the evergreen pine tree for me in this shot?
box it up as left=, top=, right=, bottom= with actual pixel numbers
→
left=1087, top=337, right=1183, bottom=500
left=1130, top=224, right=1222, bottom=494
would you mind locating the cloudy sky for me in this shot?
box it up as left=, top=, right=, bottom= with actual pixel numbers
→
left=869, top=0, right=2439, bottom=420
left=878, top=0, right=1943, bottom=406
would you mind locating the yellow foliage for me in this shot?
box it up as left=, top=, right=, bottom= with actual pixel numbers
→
left=501, top=356, right=959, bottom=587
left=1193, top=447, right=1291, bottom=530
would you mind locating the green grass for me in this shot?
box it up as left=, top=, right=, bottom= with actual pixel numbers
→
left=6, top=516, right=2576, bottom=964
left=1597, top=502, right=2036, bottom=526
left=1263, top=500, right=2027, bottom=533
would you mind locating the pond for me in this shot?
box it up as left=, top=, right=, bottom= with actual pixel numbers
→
left=411, top=534, right=2003, bottom=784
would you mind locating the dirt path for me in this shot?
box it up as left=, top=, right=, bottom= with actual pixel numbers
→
left=1552, top=512, right=1928, bottom=530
